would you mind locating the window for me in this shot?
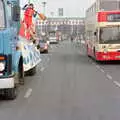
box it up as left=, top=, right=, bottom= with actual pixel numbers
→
left=100, top=27, right=120, bottom=44
left=100, top=1, right=118, bottom=11
left=0, top=0, right=5, bottom=28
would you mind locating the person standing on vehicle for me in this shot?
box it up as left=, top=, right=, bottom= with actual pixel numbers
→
left=19, top=3, right=37, bottom=40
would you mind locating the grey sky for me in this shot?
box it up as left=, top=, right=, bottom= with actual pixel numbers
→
left=21, top=0, right=96, bottom=17
left=45, top=0, right=96, bottom=17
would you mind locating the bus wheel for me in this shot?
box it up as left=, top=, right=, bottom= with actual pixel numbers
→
left=19, top=59, right=24, bottom=85
left=27, top=66, right=36, bottom=76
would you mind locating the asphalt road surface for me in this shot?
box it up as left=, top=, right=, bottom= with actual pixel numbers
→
left=0, top=41, right=120, bottom=120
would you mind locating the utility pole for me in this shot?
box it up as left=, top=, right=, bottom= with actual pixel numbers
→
left=42, top=2, right=47, bottom=33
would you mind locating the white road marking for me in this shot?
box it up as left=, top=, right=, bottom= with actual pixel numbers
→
left=100, top=69, right=105, bottom=73
left=41, top=67, right=45, bottom=72
left=106, top=74, right=113, bottom=80
left=114, top=81, right=120, bottom=88
left=96, top=65, right=100, bottom=69
left=24, top=88, right=32, bottom=98
left=49, top=54, right=52, bottom=56
left=47, top=58, right=50, bottom=62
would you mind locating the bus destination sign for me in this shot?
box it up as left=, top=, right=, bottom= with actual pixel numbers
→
left=107, top=14, right=120, bottom=22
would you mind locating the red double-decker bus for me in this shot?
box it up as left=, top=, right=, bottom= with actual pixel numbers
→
left=86, top=10, right=120, bottom=61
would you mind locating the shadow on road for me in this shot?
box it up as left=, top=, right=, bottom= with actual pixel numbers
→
left=98, top=61, right=120, bottom=65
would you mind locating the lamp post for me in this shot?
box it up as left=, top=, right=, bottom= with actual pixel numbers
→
left=42, top=2, right=47, bottom=33
left=50, top=12, right=54, bottom=31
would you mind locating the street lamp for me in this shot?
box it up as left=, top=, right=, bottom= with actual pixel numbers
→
left=50, top=12, right=54, bottom=31
left=42, top=2, right=47, bottom=33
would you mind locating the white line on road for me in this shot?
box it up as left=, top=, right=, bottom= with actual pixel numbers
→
left=106, top=74, right=113, bottom=80
left=96, top=65, right=100, bottom=69
left=114, top=81, right=120, bottom=88
left=100, top=69, right=105, bottom=73
left=41, top=67, right=45, bottom=72
left=24, top=88, right=32, bottom=98
left=92, top=62, right=95, bottom=65
left=47, top=58, right=50, bottom=62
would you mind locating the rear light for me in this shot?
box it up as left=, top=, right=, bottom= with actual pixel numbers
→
left=0, top=56, right=5, bottom=60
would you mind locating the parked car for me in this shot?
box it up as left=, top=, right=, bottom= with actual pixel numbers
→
left=39, top=40, right=48, bottom=53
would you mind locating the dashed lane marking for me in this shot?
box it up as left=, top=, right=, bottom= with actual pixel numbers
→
left=114, top=81, right=120, bottom=88
left=47, top=58, right=50, bottom=62
left=41, top=67, right=45, bottom=72
left=96, top=65, right=100, bottom=69
left=100, top=69, right=105, bottom=73
left=106, top=74, right=113, bottom=80
left=92, top=62, right=95, bottom=65
left=24, top=88, right=32, bottom=98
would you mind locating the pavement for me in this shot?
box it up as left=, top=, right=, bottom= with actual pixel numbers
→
left=0, top=41, right=120, bottom=120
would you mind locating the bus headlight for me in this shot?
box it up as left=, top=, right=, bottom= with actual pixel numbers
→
left=0, top=62, right=5, bottom=71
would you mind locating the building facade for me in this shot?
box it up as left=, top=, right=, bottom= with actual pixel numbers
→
left=36, top=17, right=85, bottom=37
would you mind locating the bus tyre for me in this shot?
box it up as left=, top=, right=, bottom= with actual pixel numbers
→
left=4, top=87, right=18, bottom=100
left=19, top=60, right=24, bottom=85
left=87, top=46, right=90, bottom=57
left=27, top=66, right=36, bottom=76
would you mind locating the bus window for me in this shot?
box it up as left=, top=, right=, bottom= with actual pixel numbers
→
left=100, top=27, right=120, bottom=44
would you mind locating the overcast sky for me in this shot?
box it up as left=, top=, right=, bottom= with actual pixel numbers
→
left=21, top=0, right=96, bottom=17
left=46, top=0, right=96, bottom=17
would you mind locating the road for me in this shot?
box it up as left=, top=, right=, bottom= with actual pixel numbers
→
left=0, top=41, right=120, bottom=120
